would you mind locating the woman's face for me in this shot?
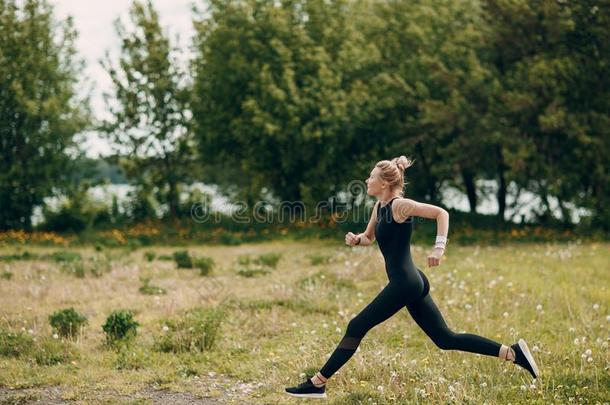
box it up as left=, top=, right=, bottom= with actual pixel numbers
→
left=365, top=167, right=384, bottom=196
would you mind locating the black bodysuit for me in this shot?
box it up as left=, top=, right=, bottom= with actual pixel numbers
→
left=319, top=197, right=501, bottom=379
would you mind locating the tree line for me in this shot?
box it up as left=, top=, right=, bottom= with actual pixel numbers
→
left=1, top=0, right=608, bottom=231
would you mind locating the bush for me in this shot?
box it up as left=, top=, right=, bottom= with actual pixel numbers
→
left=48, top=308, right=88, bottom=339
left=0, top=328, right=34, bottom=358
left=144, top=251, right=156, bottom=262
left=236, top=267, right=271, bottom=278
left=102, top=310, right=139, bottom=344
left=237, top=255, right=251, bottom=265
left=254, top=253, right=282, bottom=269
left=173, top=251, right=193, bottom=269
left=34, top=337, right=78, bottom=366
left=51, top=251, right=82, bottom=263
left=194, top=257, right=215, bottom=276
left=1, top=271, right=13, bottom=280
left=153, top=306, right=225, bottom=353
left=139, top=278, right=166, bottom=295
left=60, top=262, right=86, bottom=278
left=114, top=343, right=149, bottom=370
left=307, top=254, right=332, bottom=266
left=219, top=232, right=241, bottom=245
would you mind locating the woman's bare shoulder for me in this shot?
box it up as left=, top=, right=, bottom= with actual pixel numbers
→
left=392, top=198, right=418, bottom=222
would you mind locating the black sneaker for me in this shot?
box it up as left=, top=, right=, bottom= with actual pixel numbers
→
left=511, top=338, right=540, bottom=379
left=285, top=378, right=327, bottom=399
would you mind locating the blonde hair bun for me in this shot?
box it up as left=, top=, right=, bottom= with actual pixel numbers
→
left=394, top=155, right=414, bottom=172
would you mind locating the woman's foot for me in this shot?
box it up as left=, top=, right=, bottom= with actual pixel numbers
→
left=285, top=378, right=327, bottom=399
left=511, top=338, right=540, bottom=379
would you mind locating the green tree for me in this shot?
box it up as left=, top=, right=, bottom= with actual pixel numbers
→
left=483, top=0, right=610, bottom=227
left=192, top=0, right=378, bottom=211
left=101, top=0, right=193, bottom=220
left=0, top=0, right=89, bottom=230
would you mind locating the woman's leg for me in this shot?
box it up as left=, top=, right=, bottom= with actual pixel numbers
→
left=318, top=282, right=407, bottom=380
left=406, top=293, right=502, bottom=356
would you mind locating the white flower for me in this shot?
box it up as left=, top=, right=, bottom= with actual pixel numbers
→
left=52, top=333, right=59, bottom=339
left=503, top=312, right=509, bottom=318
left=162, top=325, right=169, bottom=332
left=377, top=385, right=384, bottom=392
left=592, top=303, right=599, bottom=310
left=536, top=304, right=543, bottom=311
left=27, top=329, right=34, bottom=335
left=480, top=382, right=487, bottom=388
left=584, top=349, right=592, bottom=356
left=602, top=342, right=608, bottom=348
left=606, top=315, right=610, bottom=322
left=335, top=327, right=341, bottom=333
left=507, top=282, right=513, bottom=288
left=574, top=338, right=579, bottom=345
left=291, top=322, right=297, bottom=327
left=299, top=373, right=306, bottom=378
left=587, top=356, right=593, bottom=363
left=465, top=304, right=472, bottom=310
left=581, top=353, right=587, bottom=359
left=532, top=346, right=540, bottom=352
left=569, top=327, right=575, bottom=332
left=529, top=384, right=536, bottom=389
left=520, top=385, right=527, bottom=391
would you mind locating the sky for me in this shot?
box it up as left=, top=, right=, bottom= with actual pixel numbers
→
left=51, top=0, right=198, bottom=158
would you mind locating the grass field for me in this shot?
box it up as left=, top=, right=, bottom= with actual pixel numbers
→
left=0, top=240, right=608, bottom=404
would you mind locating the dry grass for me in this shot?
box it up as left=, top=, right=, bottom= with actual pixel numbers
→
left=0, top=240, right=608, bottom=404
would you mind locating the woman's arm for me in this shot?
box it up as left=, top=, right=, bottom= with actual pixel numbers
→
left=393, top=198, right=449, bottom=267
left=345, top=201, right=379, bottom=247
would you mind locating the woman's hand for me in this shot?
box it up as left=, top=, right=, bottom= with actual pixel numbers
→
left=427, top=247, right=444, bottom=267
left=345, top=232, right=360, bottom=246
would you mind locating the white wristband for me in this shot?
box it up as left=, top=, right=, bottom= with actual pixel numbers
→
left=435, top=235, right=447, bottom=244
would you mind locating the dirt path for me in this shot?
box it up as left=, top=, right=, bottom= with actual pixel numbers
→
left=0, top=383, right=257, bottom=404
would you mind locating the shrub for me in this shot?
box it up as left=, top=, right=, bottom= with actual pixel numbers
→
left=48, top=308, right=88, bottom=339
left=61, top=262, right=86, bottom=278
left=236, top=267, right=271, bottom=278
left=102, top=310, right=139, bottom=344
left=194, top=257, right=215, bottom=276
left=0, top=328, right=78, bottom=365
left=139, top=278, right=166, bottom=295
left=307, top=254, right=332, bottom=266
left=0, top=251, right=38, bottom=261
left=158, top=254, right=173, bottom=261
left=237, top=255, right=251, bottom=266
left=144, top=251, right=156, bottom=262
left=34, top=337, right=78, bottom=366
left=1, top=271, right=13, bottom=280
left=88, top=256, right=111, bottom=278
left=173, top=251, right=193, bottom=269
left=153, top=306, right=225, bottom=353
left=51, top=251, right=82, bottom=263
left=219, top=232, right=241, bottom=245
left=254, top=253, right=282, bottom=269
left=0, top=328, right=34, bottom=358
left=114, top=343, right=149, bottom=370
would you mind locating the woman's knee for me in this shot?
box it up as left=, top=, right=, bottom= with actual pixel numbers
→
left=432, top=331, right=457, bottom=350
left=346, top=317, right=368, bottom=338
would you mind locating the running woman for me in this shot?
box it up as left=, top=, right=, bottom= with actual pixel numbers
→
left=285, top=156, right=539, bottom=399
